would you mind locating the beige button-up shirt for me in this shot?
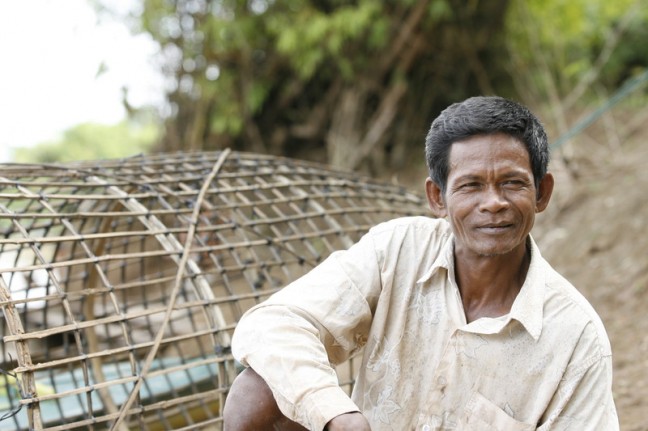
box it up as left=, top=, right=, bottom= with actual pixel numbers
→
left=232, top=217, right=618, bottom=430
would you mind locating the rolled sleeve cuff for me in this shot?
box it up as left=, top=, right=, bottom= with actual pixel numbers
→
left=300, top=386, right=360, bottom=431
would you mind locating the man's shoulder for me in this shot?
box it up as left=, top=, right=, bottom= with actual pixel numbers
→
left=361, top=216, right=451, bottom=271
left=543, top=265, right=604, bottom=325
left=541, top=263, right=612, bottom=356
left=369, top=216, right=450, bottom=236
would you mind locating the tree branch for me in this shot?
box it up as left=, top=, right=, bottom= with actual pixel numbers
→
left=563, top=0, right=641, bottom=110
left=378, top=0, right=430, bottom=77
left=458, top=28, right=495, bottom=95
left=348, top=81, right=408, bottom=169
left=290, top=79, right=342, bottom=139
left=348, top=34, right=426, bottom=169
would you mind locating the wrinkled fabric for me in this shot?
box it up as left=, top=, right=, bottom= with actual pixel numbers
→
left=232, top=217, right=618, bottom=430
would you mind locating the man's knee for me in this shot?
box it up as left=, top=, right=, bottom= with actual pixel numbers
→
left=223, top=367, right=307, bottom=431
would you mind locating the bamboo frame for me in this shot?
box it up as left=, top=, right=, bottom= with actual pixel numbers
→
left=0, top=151, right=427, bottom=430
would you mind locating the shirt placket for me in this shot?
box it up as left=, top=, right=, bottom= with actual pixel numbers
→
left=414, top=327, right=462, bottom=431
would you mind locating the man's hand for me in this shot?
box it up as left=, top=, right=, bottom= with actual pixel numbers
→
left=325, top=412, right=371, bottom=431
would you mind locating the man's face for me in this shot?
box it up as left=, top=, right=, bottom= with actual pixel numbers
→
left=427, top=133, right=550, bottom=258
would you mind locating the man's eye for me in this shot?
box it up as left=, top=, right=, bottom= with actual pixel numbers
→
left=461, top=183, right=480, bottom=189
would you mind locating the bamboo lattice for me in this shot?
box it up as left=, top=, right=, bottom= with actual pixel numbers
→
left=0, top=151, right=428, bottom=430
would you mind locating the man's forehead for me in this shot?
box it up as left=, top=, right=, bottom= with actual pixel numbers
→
left=450, top=131, right=525, bottom=147
left=447, top=134, right=532, bottom=172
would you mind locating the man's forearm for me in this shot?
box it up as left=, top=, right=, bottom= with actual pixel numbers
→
left=231, top=304, right=360, bottom=429
left=325, top=412, right=371, bottom=431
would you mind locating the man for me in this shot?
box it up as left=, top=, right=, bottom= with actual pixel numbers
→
left=224, top=96, right=619, bottom=430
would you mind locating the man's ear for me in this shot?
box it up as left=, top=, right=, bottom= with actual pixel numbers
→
left=535, top=172, right=554, bottom=213
left=425, top=177, right=447, bottom=218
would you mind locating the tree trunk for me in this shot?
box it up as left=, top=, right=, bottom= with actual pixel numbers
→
left=326, top=87, right=365, bottom=168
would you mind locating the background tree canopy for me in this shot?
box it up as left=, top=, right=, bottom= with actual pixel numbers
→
left=124, top=0, right=644, bottom=173
left=21, top=0, right=647, bottom=171
left=138, top=0, right=514, bottom=173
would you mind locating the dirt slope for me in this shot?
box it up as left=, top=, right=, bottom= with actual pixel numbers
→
left=534, top=133, right=648, bottom=431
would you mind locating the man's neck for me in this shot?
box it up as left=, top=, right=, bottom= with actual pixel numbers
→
left=453, top=240, right=531, bottom=323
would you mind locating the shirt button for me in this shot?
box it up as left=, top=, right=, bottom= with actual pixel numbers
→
left=422, top=425, right=431, bottom=431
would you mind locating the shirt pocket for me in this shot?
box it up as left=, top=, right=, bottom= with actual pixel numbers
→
left=459, top=391, right=536, bottom=431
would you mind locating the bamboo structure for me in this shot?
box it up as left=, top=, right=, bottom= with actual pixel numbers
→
left=0, top=151, right=428, bottom=430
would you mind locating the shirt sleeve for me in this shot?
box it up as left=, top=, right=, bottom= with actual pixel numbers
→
left=231, top=229, right=383, bottom=430
left=538, top=348, right=619, bottom=430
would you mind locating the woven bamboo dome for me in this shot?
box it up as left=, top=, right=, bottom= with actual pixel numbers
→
left=0, top=150, right=428, bottom=430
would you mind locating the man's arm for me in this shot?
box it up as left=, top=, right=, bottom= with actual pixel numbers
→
left=223, top=368, right=370, bottom=431
left=538, top=353, right=618, bottom=430
left=223, top=367, right=307, bottom=431
left=326, top=412, right=372, bottom=431
left=230, top=230, right=383, bottom=430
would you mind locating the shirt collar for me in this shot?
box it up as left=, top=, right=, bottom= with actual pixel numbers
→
left=416, top=233, right=546, bottom=341
left=416, top=232, right=454, bottom=285
left=509, top=235, right=545, bottom=341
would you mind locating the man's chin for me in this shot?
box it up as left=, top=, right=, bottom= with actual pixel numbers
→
left=469, top=241, right=518, bottom=258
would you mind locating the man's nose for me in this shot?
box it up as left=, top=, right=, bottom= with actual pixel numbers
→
left=478, top=186, right=509, bottom=212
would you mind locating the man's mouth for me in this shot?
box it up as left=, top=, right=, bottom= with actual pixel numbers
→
left=477, top=223, right=513, bottom=232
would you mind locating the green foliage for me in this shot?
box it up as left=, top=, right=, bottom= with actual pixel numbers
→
left=13, top=121, right=160, bottom=164
left=599, top=17, right=648, bottom=87
left=131, top=0, right=476, bottom=157
left=101, top=0, right=646, bottom=170
left=428, top=0, right=452, bottom=20
left=268, top=1, right=383, bottom=79
left=506, top=0, right=648, bottom=102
